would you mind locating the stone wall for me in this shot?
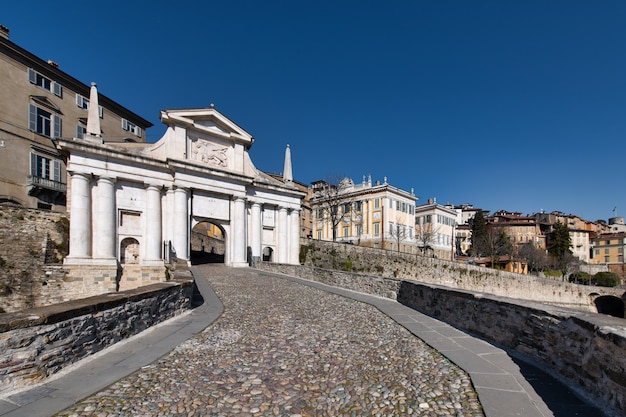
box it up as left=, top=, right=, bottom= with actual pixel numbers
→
left=299, top=239, right=624, bottom=310
left=0, top=272, right=194, bottom=395
left=0, top=206, right=170, bottom=312
left=256, top=259, right=626, bottom=416
left=397, top=280, right=626, bottom=416
left=0, top=206, right=68, bottom=313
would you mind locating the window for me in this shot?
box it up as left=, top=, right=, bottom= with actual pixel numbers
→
left=374, top=198, right=380, bottom=209
left=30, top=153, right=61, bottom=182
left=28, top=68, right=62, bottom=97
left=354, top=201, right=362, bottom=212
left=343, top=203, right=351, bottom=213
left=76, top=125, right=87, bottom=139
left=343, top=226, right=349, bottom=237
left=374, top=222, right=380, bottom=236
left=122, top=118, right=142, bottom=137
left=356, top=225, right=362, bottom=236
left=76, top=94, right=103, bottom=117
left=29, top=104, right=61, bottom=138
left=317, top=231, right=322, bottom=240
left=605, top=256, right=610, bottom=262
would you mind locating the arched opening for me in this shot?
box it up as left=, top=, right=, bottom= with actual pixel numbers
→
left=594, top=295, right=625, bottom=318
left=120, top=238, right=140, bottom=264
left=262, top=246, right=273, bottom=262
left=191, top=221, right=225, bottom=264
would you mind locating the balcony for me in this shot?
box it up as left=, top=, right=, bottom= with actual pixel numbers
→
left=27, top=175, right=67, bottom=194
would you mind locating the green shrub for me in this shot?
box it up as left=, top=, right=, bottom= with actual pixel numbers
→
left=593, top=271, right=619, bottom=287
left=344, top=257, right=353, bottom=272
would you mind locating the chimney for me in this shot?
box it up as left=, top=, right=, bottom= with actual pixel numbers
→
left=0, top=25, right=9, bottom=40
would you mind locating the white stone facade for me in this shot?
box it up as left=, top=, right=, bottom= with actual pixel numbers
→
left=58, top=106, right=303, bottom=291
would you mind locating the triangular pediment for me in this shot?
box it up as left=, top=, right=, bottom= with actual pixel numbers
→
left=160, top=107, right=253, bottom=146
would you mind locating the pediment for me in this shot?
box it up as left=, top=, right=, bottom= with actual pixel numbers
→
left=160, top=107, right=253, bottom=147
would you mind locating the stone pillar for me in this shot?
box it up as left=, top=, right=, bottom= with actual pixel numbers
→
left=145, top=184, right=162, bottom=262
left=289, top=208, right=300, bottom=265
left=67, top=172, right=92, bottom=259
left=232, top=196, right=247, bottom=266
left=277, top=206, right=288, bottom=263
left=173, top=186, right=189, bottom=261
left=250, top=202, right=262, bottom=264
left=93, top=176, right=116, bottom=260
left=164, top=187, right=175, bottom=262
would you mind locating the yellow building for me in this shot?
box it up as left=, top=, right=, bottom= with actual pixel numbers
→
left=311, top=176, right=418, bottom=253
left=0, top=25, right=151, bottom=212
left=590, top=232, right=626, bottom=282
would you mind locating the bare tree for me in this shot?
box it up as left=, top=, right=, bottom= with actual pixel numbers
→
left=415, top=217, right=440, bottom=255
left=312, top=175, right=356, bottom=242
left=388, top=211, right=411, bottom=252
left=518, top=242, right=550, bottom=274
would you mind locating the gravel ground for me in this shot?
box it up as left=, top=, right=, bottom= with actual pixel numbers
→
left=54, top=265, right=484, bottom=417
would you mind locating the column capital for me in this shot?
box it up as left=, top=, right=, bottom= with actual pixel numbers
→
left=144, top=183, right=162, bottom=191
left=96, top=175, right=116, bottom=184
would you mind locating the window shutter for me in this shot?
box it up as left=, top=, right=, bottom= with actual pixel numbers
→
left=53, top=115, right=62, bottom=138
left=52, top=82, right=62, bottom=97
left=28, top=68, right=36, bottom=84
left=76, top=125, right=83, bottom=139
left=121, top=118, right=128, bottom=130
left=136, top=126, right=142, bottom=138
left=76, top=94, right=82, bottom=107
left=28, top=104, right=37, bottom=131
left=98, top=105, right=103, bottom=118
left=53, top=160, right=61, bottom=183
left=30, top=153, right=37, bottom=177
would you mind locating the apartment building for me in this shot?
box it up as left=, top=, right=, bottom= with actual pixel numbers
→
left=311, top=175, right=418, bottom=253
left=0, top=25, right=152, bottom=212
left=590, top=232, right=626, bottom=281
left=415, top=199, right=457, bottom=260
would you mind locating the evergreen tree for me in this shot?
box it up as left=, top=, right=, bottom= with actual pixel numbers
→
left=547, top=221, right=572, bottom=275
left=469, top=210, right=488, bottom=257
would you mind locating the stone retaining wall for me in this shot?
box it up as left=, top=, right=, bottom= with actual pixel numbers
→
left=0, top=271, right=194, bottom=395
left=256, top=262, right=626, bottom=416
left=299, top=239, right=623, bottom=310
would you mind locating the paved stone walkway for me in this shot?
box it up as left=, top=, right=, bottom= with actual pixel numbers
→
left=54, top=265, right=483, bottom=417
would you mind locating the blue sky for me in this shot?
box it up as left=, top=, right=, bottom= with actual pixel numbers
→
left=4, top=1, right=625, bottom=222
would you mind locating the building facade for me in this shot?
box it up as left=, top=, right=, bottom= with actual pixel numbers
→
left=58, top=105, right=304, bottom=295
left=415, top=199, right=457, bottom=260
left=311, top=176, right=419, bottom=253
left=0, top=25, right=151, bottom=212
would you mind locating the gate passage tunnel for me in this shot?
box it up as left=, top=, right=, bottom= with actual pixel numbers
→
left=191, top=222, right=225, bottom=264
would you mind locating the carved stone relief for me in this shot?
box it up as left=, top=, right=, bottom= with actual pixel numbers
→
left=189, top=136, right=229, bottom=167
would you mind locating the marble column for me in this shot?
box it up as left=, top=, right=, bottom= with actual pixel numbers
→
left=173, top=186, right=189, bottom=261
left=67, top=172, right=92, bottom=259
left=277, top=206, right=288, bottom=263
left=232, top=196, right=247, bottom=266
left=250, top=202, right=262, bottom=264
left=145, top=184, right=162, bottom=262
left=289, top=208, right=300, bottom=265
left=93, top=176, right=116, bottom=260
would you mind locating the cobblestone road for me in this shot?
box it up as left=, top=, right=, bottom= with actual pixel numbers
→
left=54, top=265, right=484, bottom=417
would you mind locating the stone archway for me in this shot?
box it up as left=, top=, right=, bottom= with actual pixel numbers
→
left=120, top=237, right=140, bottom=264
left=262, top=246, right=274, bottom=262
left=191, top=221, right=226, bottom=264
